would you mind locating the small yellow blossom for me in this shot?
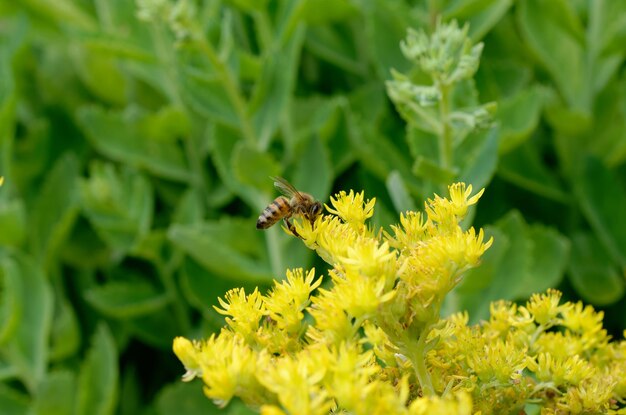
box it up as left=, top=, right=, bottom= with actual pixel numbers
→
left=425, top=183, right=483, bottom=228
left=533, top=353, right=595, bottom=386
left=214, top=288, right=264, bottom=340
left=389, top=211, right=427, bottom=249
left=0, top=176, right=4, bottom=186
left=339, top=238, right=398, bottom=279
left=307, top=288, right=355, bottom=345
left=533, top=331, right=584, bottom=358
left=466, top=338, right=528, bottom=383
left=556, top=377, right=615, bottom=414
left=173, top=336, right=203, bottom=381
left=263, top=268, right=321, bottom=334
left=561, top=301, right=609, bottom=351
left=330, top=268, right=396, bottom=320
left=408, top=390, right=473, bottom=415
left=325, top=190, right=375, bottom=227
left=525, top=289, right=563, bottom=326
left=256, top=348, right=332, bottom=415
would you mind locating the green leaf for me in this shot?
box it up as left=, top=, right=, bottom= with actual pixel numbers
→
left=180, top=258, right=238, bottom=313
left=29, top=153, right=80, bottom=267
left=48, top=298, right=80, bottom=362
left=292, top=134, right=333, bottom=201
left=517, top=224, right=569, bottom=297
left=0, top=256, right=22, bottom=345
left=250, top=26, right=305, bottom=149
left=498, top=85, right=545, bottom=153
left=232, top=142, right=280, bottom=192
left=516, top=0, right=588, bottom=110
left=0, top=198, right=26, bottom=246
left=386, top=170, right=416, bottom=213
left=0, top=385, right=29, bottom=415
left=80, top=162, right=154, bottom=254
left=59, top=220, right=111, bottom=269
left=457, top=126, right=499, bottom=190
left=516, top=0, right=623, bottom=113
left=2, top=253, right=52, bottom=392
left=444, top=0, right=513, bottom=41
left=413, top=156, right=458, bottom=185
left=299, top=0, right=357, bottom=24
left=304, top=26, right=365, bottom=78
left=179, top=68, right=240, bottom=127
left=364, top=0, right=414, bottom=78
left=211, top=125, right=266, bottom=210
left=588, top=78, right=626, bottom=166
left=155, top=381, right=224, bottom=415
left=347, top=113, right=416, bottom=186
left=77, top=106, right=191, bottom=182
left=75, top=325, right=118, bottom=415
left=586, top=1, right=626, bottom=93
left=568, top=232, right=625, bottom=305
left=84, top=281, right=170, bottom=318
left=498, top=142, right=569, bottom=203
left=32, top=370, right=76, bottom=415
left=126, top=311, right=179, bottom=349
left=72, top=45, right=127, bottom=105
left=574, top=157, right=626, bottom=269
left=169, top=219, right=273, bottom=284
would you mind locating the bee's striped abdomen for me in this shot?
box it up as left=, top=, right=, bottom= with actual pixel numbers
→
left=256, top=197, right=290, bottom=229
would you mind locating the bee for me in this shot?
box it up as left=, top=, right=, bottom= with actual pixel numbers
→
left=256, top=176, right=323, bottom=238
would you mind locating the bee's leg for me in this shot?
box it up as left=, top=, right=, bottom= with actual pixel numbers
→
left=283, top=218, right=301, bottom=238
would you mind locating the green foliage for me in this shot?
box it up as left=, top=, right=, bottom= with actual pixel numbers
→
left=1, top=0, right=626, bottom=413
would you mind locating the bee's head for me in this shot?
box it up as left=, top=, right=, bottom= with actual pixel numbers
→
left=307, top=201, right=323, bottom=224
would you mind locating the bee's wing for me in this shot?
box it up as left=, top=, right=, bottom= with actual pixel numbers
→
left=271, top=176, right=306, bottom=202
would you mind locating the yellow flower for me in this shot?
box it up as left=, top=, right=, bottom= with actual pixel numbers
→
left=173, top=182, right=507, bottom=412
left=561, top=301, right=609, bottom=351
left=388, top=211, right=427, bottom=249
left=525, top=289, right=563, bottom=326
left=200, top=333, right=266, bottom=407
left=329, top=268, right=396, bottom=320
left=339, top=238, right=398, bottom=280
left=307, top=286, right=355, bottom=345
left=0, top=176, right=4, bottom=186
left=297, top=215, right=361, bottom=265
left=325, top=190, right=375, bottom=227
left=533, top=331, right=584, bottom=358
left=466, top=338, right=528, bottom=383
left=425, top=183, right=483, bottom=228
left=533, top=353, right=595, bottom=386
left=556, top=377, right=615, bottom=414
left=408, top=390, right=473, bottom=415
left=256, top=348, right=332, bottom=415
left=214, top=288, right=264, bottom=340
left=263, top=268, right=321, bottom=334
left=173, top=336, right=203, bottom=381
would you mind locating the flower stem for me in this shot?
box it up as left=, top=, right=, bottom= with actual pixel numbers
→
left=438, top=82, right=453, bottom=170
left=409, top=326, right=435, bottom=396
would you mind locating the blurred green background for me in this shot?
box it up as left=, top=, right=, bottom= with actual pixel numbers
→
left=1, top=0, right=626, bottom=413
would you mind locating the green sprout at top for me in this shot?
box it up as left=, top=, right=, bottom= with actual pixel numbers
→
left=174, top=183, right=626, bottom=414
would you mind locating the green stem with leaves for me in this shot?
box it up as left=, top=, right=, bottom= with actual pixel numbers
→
left=437, top=81, right=453, bottom=170
left=193, top=27, right=257, bottom=147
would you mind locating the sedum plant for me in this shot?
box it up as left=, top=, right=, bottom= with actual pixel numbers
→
left=174, top=184, right=626, bottom=414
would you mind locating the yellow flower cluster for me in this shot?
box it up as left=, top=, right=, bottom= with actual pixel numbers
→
left=173, top=183, right=626, bottom=414
left=429, top=289, right=626, bottom=413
